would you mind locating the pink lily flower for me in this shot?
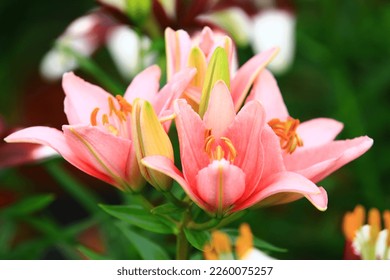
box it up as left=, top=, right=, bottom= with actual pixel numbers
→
left=246, top=69, right=374, bottom=183
left=5, top=66, right=195, bottom=191
left=0, top=116, right=57, bottom=169
left=142, top=81, right=327, bottom=216
left=165, top=26, right=279, bottom=111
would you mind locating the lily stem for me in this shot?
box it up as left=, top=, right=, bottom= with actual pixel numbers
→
left=176, top=210, right=191, bottom=260
left=59, top=45, right=125, bottom=95
left=162, top=190, right=189, bottom=209
left=44, top=160, right=100, bottom=215
left=187, top=218, right=221, bottom=231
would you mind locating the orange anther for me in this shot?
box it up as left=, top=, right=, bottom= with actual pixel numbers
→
left=90, top=108, right=99, bottom=126
left=268, top=117, right=303, bottom=154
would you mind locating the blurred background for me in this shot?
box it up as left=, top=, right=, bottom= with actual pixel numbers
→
left=0, top=0, right=389, bottom=259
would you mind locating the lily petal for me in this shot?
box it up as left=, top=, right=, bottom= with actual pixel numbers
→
left=297, top=118, right=344, bottom=148
left=203, top=81, right=235, bottom=139
left=63, top=72, right=112, bottom=125
left=152, top=67, right=197, bottom=118
left=235, top=171, right=328, bottom=211
left=4, top=126, right=114, bottom=185
left=165, top=28, right=192, bottom=80
left=284, top=136, right=374, bottom=183
left=174, top=99, right=209, bottom=187
left=141, top=155, right=209, bottom=211
left=196, top=159, right=246, bottom=215
left=231, top=47, right=279, bottom=111
left=63, top=125, right=136, bottom=190
left=123, top=65, right=161, bottom=104
left=246, top=69, right=289, bottom=120
left=225, top=101, right=266, bottom=192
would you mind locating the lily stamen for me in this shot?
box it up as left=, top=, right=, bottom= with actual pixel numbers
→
left=268, top=117, right=303, bottom=154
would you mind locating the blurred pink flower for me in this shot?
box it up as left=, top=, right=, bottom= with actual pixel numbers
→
left=5, top=66, right=195, bottom=191
left=0, top=117, right=57, bottom=169
left=142, top=81, right=327, bottom=216
left=247, top=69, right=373, bottom=183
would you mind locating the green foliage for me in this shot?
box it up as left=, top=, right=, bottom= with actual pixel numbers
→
left=183, top=228, right=210, bottom=251
left=99, top=204, right=177, bottom=234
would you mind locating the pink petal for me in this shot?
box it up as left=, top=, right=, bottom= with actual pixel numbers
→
left=203, top=81, right=236, bottom=139
left=235, top=172, right=328, bottom=211
left=152, top=67, right=197, bottom=117
left=123, top=65, right=161, bottom=104
left=0, top=143, right=57, bottom=168
left=62, top=125, right=134, bottom=187
left=141, top=155, right=210, bottom=211
left=196, top=159, right=246, bottom=214
left=245, top=69, right=289, bottom=120
left=284, top=136, right=374, bottom=183
left=4, top=126, right=113, bottom=185
left=234, top=125, right=285, bottom=205
left=231, top=47, right=279, bottom=111
left=63, top=72, right=112, bottom=125
left=165, top=28, right=192, bottom=80
left=174, top=100, right=209, bottom=187
left=225, top=101, right=266, bottom=193
left=297, top=118, right=344, bottom=148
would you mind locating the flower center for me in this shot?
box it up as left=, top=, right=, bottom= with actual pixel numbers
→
left=268, top=117, right=303, bottom=154
left=204, top=130, right=237, bottom=163
left=90, top=95, right=132, bottom=138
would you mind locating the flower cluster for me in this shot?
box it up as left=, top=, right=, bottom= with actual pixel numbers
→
left=5, top=27, right=373, bottom=217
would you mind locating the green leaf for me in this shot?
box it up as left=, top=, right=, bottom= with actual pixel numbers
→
left=1, top=194, right=54, bottom=217
left=223, top=229, right=287, bottom=253
left=184, top=228, right=210, bottom=251
left=151, top=203, right=185, bottom=215
left=99, top=204, right=176, bottom=234
left=116, top=223, right=170, bottom=260
left=198, top=47, right=230, bottom=117
left=77, top=245, right=107, bottom=260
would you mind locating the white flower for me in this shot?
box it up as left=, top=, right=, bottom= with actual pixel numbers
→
left=251, top=9, right=295, bottom=74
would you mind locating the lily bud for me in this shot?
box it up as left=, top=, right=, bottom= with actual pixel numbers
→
left=131, top=99, right=174, bottom=191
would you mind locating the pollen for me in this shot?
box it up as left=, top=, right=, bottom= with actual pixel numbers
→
left=268, top=117, right=303, bottom=154
left=211, top=231, right=232, bottom=255
left=235, top=223, right=253, bottom=259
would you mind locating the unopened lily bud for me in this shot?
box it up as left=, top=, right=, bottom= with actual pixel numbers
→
left=131, top=99, right=174, bottom=191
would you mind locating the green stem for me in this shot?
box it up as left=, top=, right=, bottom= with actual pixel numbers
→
left=176, top=210, right=191, bottom=260
left=132, top=193, right=154, bottom=211
left=187, top=218, right=220, bottom=231
left=59, top=45, right=125, bottom=95
left=162, top=191, right=189, bottom=209
left=44, top=160, right=100, bottom=215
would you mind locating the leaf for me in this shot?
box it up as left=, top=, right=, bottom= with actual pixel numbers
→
left=77, top=245, right=107, bottom=260
left=151, top=203, right=185, bottom=215
left=116, top=222, right=170, bottom=260
left=1, top=194, right=54, bottom=217
left=198, top=47, right=230, bottom=117
left=184, top=228, right=211, bottom=251
left=222, top=229, right=287, bottom=253
left=99, top=204, right=176, bottom=234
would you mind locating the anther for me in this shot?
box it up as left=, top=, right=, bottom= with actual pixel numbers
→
left=90, top=108, right=99, bottom=126
left=221, top=137, right=237, bottom=162
left=268, top=117, right=303, bottom=154
left=116, top=95, right=132, bottom=114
